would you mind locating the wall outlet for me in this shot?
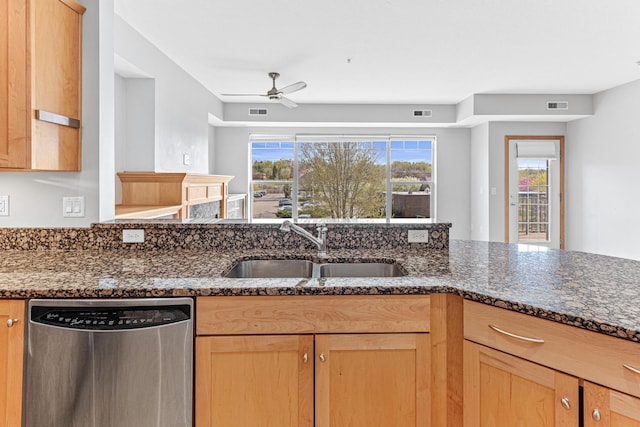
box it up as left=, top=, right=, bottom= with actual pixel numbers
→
left=122, top=229, right=145, bottom=243
left=0, top=195, right=9, bottom=216
left=183, top=153, right=190, bottom=165
left=62, top=196, right=85, bottom=217
left=408, top=229, right=429, bottom=243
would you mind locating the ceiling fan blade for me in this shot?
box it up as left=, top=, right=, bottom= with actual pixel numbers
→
left=220, top=93, right=267, bottom=97
left=278, top=96, right=298, bottom=109
left=278, top=81, right=307, bottom=95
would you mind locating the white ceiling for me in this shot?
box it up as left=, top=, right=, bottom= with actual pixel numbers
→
left=114, top=0, right=640, bottom=105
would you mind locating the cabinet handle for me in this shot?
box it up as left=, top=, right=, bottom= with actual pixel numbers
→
left=6, top=318, right=19, bottom=327
left=592, top=409, right=601, bottom=422
left=319, top=353, right=326, bottom=362
left=623, top=364, right=640, bottom=375
left=303, top=353, right=308, bottom=363
left=35, top=110, right=81, bottom=129
left=488, top=324, right=545, bottom=344
left=560, top=397, right=571, bottom=410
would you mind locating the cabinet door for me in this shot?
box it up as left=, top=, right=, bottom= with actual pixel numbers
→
left=584, top=382, right=640, bottom=427
left=315, top=333, right=430, bottom=427
left=464, top=340, right=578, bottom=427
left=0, top=300, right=24, bottom=427
left=0, top=0, right=28, bottom=169
left=196, top=335, right=314, bottom=427
left=32, top=0, right=84, bottom=170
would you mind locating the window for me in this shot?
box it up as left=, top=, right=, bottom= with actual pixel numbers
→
left=517, top=159, right=549, bottom=242
left=250, top=135, right=435, bottom=221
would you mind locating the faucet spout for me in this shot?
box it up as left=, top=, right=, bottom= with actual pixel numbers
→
left=280, top=220, right=328, bottom=257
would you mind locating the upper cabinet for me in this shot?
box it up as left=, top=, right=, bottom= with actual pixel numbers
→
left=0, top=0, right=85, bottom=171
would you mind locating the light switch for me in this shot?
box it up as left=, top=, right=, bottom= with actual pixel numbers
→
left=0, top=195, right=9, bottom=216
left=63, top=196, right=85, bottom=217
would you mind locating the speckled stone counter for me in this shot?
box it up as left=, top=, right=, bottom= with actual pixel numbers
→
left=1, top=240, right=640, bottom=344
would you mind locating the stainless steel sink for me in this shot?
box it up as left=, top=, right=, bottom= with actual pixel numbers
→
left=224, top=259, right=406, bottom=278
left=319, top=262, right=406, bottom=277
left=224, top=259, right=314, bottom=278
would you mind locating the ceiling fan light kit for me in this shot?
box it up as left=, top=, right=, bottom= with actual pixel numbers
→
left=222, top=72, right=307, bottom=108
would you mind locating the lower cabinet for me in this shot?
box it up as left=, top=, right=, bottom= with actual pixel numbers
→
left=464, top=300, right=640, bottom=427
left=0, top=300, right=24, bottom=427
left=315, top=333, right=430, bottom=427
left=584, top=382, right=640, bottom=427
left=196, top=333, right=430, bottom=427
left=463, top=340, right=578, bottom=426
left=195, top=294, right=433, bottom=427
left=196, top=335, right=314, bottom=427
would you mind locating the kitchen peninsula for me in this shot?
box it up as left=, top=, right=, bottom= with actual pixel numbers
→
left=1, top=222, right=640, bottom=425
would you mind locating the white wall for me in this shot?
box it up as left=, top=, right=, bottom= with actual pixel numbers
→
left=566, top=79, right=640, bottom=260
left=113, top=15, right=223, bottom=175
left=214, top=126, right=471, bottom=240
left=470, top=122, right=489, bottom=241
left=114, top=75, right=156, bottom=203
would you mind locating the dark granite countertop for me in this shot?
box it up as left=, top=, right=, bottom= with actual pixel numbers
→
left=1, top=240, right=639, bottom=344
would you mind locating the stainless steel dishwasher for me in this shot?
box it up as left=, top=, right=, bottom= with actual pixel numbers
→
left=23, top=298, right=193, bottom=427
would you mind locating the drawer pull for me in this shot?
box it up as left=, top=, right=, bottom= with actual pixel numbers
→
left=6, top=319, right=19, bottom=327
left=36, top=110, right=81, bottom=129
left=488, top=324, right=545, bottom=344
left=592, top=409, right=601, bottom=422
left=623, top=364, right=640, bottom=375
left=560, top=397, right=571, bottom=410
left=303, top=353, right=308, bottom=363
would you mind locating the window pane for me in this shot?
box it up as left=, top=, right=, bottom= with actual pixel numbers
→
left=391, top=184, right=431, bottom=219
left=517, top=159, right=549, bottom=242
left=251, top=142, right=294, bottom=181
left=298, top=141, right=386, bottom=219
left=252, top=183, right=293, bottom=219
left=390, top=140, right=433, bottom=181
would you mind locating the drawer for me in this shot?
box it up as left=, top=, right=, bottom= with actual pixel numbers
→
left=464, top=300, right=640, bottom=398
left=187, top=185, right=207, bottom=202
left=197, top=295, right=430, bottom=335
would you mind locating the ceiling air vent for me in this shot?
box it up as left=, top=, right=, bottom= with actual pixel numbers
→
left=546, top=101, right=569, bottom=111
left=413, top=109, right=433, bottom=118
left=248, top=108, right=268, bottom=116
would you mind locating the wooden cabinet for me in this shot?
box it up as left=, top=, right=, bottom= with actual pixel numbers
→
left=315, top=333, right=430, bottom=427
left=195, top=295, right=431, bottom=427
left=196, top=335, right=314, bottom=427
left=464, top=300, right=640, bottom=426
left=584, top=382, right=640, bottom=427
left=116, top=172, right=234, bottom=219
left=464, top=340, right=578, bottom=426
left=0, top=300, right=24, bottom=427
left=1, top=0, right=85, bottom=171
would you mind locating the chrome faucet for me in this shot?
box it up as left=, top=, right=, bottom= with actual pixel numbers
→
left=279, top=220, right=328, bottom=257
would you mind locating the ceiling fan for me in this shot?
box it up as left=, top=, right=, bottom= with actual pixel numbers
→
left=221, top=72, right=307, bottom=108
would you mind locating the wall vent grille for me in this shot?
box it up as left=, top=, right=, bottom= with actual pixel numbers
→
left=413, top=109, right=433, bottom=117
left=546, top=101, right=569, bottom=111
left=248, top=108, right=268, bottom=116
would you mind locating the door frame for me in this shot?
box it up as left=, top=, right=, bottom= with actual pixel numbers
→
left=504, top=135, right=565, bottom=249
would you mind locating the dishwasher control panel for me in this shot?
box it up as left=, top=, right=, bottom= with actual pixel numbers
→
left=30, top=304, right=191, bottom=330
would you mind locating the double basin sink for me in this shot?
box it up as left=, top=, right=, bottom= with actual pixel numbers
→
left=224, top=259, right=406, bottom=278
